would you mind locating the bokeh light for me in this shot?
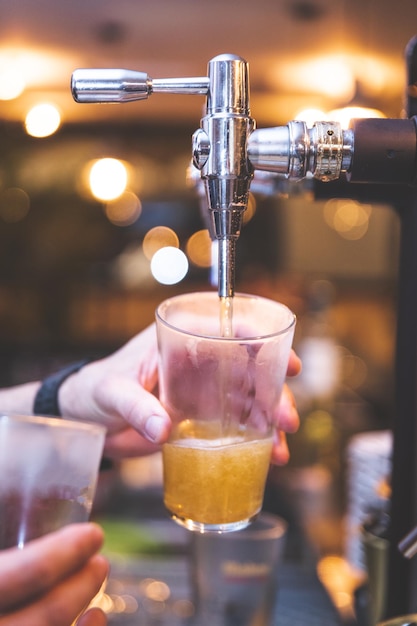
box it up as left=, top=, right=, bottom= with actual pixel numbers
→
left=303, top=410, right=335, bottom=443
left=295, top=108, right=328, bottom=127
left=186, top=229, right=212, bottom=267
left=112, top=244, right=153, bottom=289
left=323, top=198, right=371, bottom=240
left=144, top=580, right=171, bottom=602
left=327, top=106, right=386, bottom=130
left=150, top=246, right=189, bottom=285
left=317, top=555, right=358, bottom=619
left=276, top=55, right=356, bottom=100
left=25, top=103, right=61, bottom=138
left=0, top=68, right=25, bottom=100
left=89, top=158, right=128, bottom=201
left=143, top=227, right=180, bottom=260
left=294, top=106, right=385, bottom=130
left=0, top=187, right=30, bottom=222
left=105, top=191, right=142, bottom=226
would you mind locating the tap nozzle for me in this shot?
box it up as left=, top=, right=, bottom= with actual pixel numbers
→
left=210, top=205, right=246, bottom=299
left=192, top=54, right=255, bottom=298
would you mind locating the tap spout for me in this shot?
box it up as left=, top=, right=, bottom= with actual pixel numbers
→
left=192, top=54, right=255, bottom=298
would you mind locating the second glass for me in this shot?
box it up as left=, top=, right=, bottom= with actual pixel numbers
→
left=0, top=413, right=106, bottom=550
left=156, top=291, right=296, bottom=533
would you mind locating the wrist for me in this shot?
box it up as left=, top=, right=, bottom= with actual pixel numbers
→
left=33, top=360, right=91, bottom=418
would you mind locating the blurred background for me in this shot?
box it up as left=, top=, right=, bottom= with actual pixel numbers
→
left=0, top=0, right=415, bottom=620
left=0, top=0, right=404, bottom=387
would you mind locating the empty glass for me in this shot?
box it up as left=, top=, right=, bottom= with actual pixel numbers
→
left=190, top=512, right=288, bottom=625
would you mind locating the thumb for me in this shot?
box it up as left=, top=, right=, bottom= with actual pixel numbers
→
left=97, top=376, right=171, bottom=444
left=77, top=608, right=107, bottom=626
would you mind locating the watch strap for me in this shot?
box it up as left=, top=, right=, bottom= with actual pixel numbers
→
left=33, top=359, right=90, bottom=417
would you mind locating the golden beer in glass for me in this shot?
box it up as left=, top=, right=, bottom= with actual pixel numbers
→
left=156, top=292, right=295, bottom=533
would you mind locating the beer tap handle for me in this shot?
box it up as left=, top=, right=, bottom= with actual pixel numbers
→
left=71, top=68, right=209, bottom=103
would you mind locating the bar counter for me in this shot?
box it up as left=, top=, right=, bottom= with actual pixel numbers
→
left=93, top=486, right=346, bottom=625
left=102, top=551, right=344, bottom=625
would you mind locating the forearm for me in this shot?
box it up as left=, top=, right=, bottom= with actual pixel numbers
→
left=0, top=382, right=40, bottom=415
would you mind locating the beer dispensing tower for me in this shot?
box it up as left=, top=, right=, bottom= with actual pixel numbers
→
left=72, top=39, right=417, bottom=618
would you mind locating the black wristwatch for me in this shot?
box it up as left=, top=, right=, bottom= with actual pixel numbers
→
left=33, top=359, right=90, bottom=417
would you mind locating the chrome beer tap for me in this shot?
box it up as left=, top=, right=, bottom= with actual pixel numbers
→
left=71, top=54, right=352, bottom=297
left=71, top=53, right=417, bottom=297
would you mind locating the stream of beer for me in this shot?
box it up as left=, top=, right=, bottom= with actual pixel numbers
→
left=220, top=296, right=233, bottom=338
left=219, top=295, right=257, bottom=433
left=219, top=296, right=233, bottom=435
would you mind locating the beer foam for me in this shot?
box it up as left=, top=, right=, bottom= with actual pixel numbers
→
left=174, top=435, right=247, bottom=449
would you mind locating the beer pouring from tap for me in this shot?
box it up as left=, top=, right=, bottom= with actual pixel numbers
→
left=71, top=46, right=417, bottom=609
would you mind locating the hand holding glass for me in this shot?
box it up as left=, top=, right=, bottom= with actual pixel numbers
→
left=0, top=413, right=105, bottom=549
left=156, top=292, right=295, bottom=533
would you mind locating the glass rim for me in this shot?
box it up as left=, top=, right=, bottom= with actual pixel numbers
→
left=206, top=513, right=288, bottom=540
left=155, top=291, right=296, bottom=342
left=0, top=412, right=107, bottom=436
